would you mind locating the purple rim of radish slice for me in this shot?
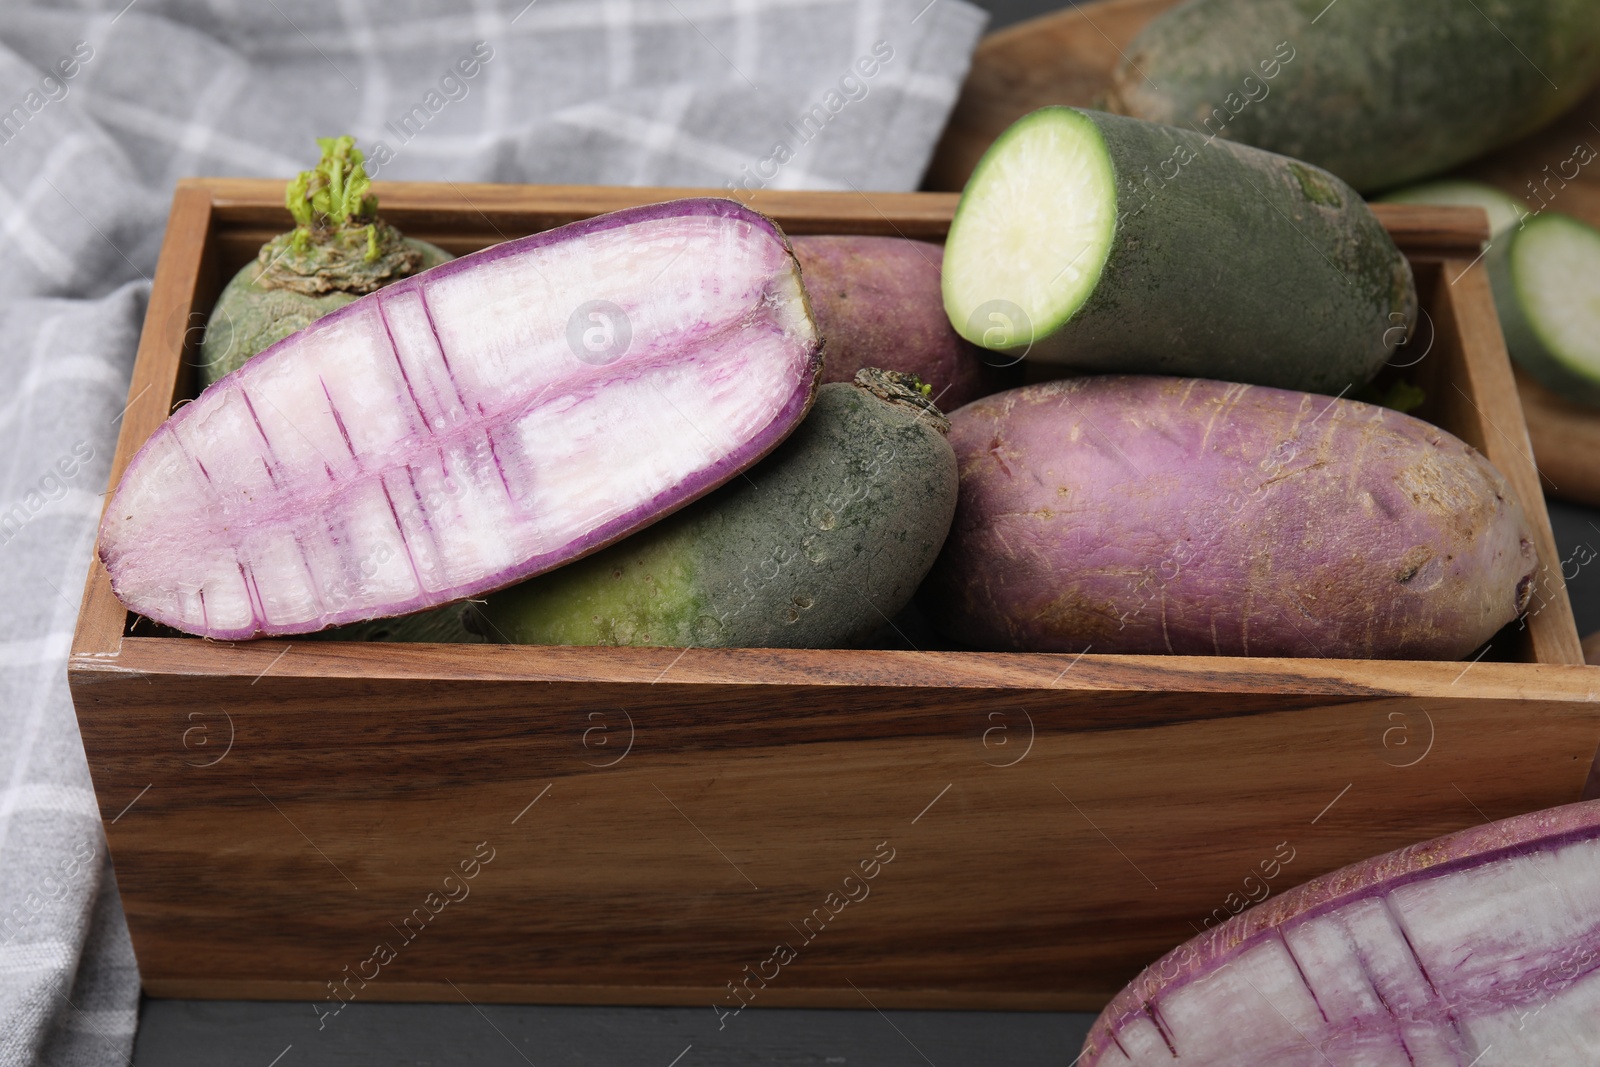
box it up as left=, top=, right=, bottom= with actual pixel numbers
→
left=1081, top=799, right=1600, bottom=1065
left=99, top=197, right=823, bottom=639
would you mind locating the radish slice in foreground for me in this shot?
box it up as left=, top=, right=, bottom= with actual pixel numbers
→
left=1082, top=800, right=1600, bottom=1065
left=99, top=198, right=822, bottom=640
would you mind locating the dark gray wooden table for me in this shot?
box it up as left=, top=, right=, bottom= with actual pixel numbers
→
left=134, top=1002, right=1095, bottom=1066
left=129, top=0, right=1600, bottom=1059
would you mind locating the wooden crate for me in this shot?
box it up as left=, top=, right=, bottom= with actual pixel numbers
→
left=70, top=180, right=1600, bottom=1013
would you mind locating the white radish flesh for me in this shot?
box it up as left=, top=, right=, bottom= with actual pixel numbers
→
left=1082, top=801, right=1600, bottom=1065
left=99, top=198, right=822, bottom=639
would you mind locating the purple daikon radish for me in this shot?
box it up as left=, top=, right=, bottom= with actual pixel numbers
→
left=1082, top=799, right=1600, bottom=1065
left=99, top=198, right=823, bottom=640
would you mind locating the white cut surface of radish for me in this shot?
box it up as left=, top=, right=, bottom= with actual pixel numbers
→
left=99, top=199, right=821, bottom=638
left=942, top=107, right=1117, bottom=350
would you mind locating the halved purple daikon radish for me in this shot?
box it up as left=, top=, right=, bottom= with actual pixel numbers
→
left=1082, top=800, right=1600, bottom=1066
left=99, top=198, right=822, bottom=639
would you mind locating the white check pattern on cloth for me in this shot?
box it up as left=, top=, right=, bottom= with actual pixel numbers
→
left=0, top=0, right=985, bottom=1062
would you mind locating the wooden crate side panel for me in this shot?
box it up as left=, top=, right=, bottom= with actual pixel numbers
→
left=69, top=635, right=1600, bottom=700
left=195, top=178, right=962, bottom=260
left=73, top=185, right=217, bottom=657
left=76, top=669, right=1600, bottom=1008
left=1424, top=260, right=1582, bottom=664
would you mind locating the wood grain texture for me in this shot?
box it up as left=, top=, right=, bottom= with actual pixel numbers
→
left=74, top=185, right=216, bottom=658
left=197, top=176, right=962, bottom=242
left=68, top=180, right=1596, bottom=1008
left=71, top=640, right=1600, bottom=1010
left=1419, top=261, right=1582, bottom=666
left=192, top=178, right=1487, bottom=267
left=1367, top=204, right=1488, bottom=258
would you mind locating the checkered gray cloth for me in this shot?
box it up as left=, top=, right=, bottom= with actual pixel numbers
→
left=0, top=1, right=984, bottom=1061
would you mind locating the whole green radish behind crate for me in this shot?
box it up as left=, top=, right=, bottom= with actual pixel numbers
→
left=199, top=136, right=451, bottom=385
left=1106, top=0, right=1600, bottom=193
left=480, top=370, right=958, bottom=648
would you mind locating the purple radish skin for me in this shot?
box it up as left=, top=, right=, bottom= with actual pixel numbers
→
left=919, top=376, right=1537, bottom=659
left=100, top=198, right=823, bottom=639
left=1083, top=799, right=1600, bottom=1065
left=790, top=236, right=1016, bottom=409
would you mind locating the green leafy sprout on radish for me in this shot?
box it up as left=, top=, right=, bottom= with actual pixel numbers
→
left=284, top=135, right=380, bottom=258
left=199, top=136, right=454, bottom=386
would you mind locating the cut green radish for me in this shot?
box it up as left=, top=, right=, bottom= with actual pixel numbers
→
left=942, top=108, right=1118, bottom=353
left=1503, top=212, right=1600, bottom=407
left=942, top=107, right=1416, bottom=395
